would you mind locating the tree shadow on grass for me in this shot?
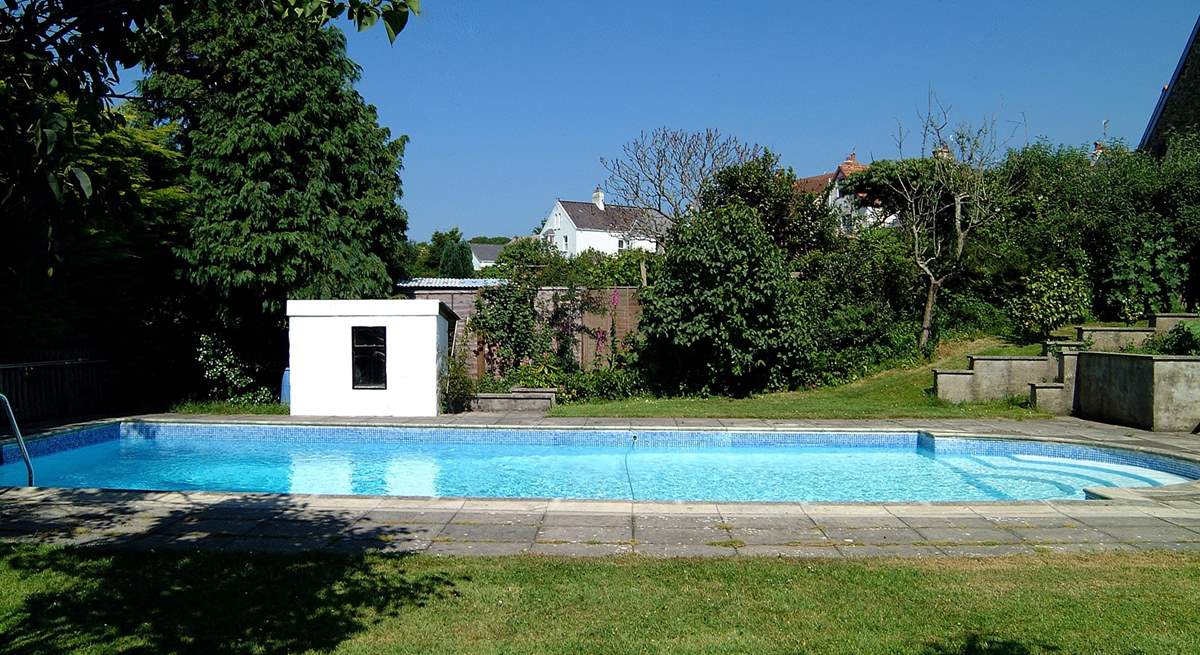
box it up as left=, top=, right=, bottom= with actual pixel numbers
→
left=0, top=489, right=462, bottom=654
left=921, top=632, right=1062, bottom=655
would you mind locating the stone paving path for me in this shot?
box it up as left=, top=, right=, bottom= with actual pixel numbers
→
left=2, top=415, right=1199, bottom=557
left=3, top=487, right=1200, bottom=558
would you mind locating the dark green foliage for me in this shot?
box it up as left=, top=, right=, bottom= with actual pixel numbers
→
left=438, top=241, right=474, bottom=278
left=439, top=349, right=477, bottom=413
left=999, top=138, right=1199, bottom=321
left=0, top=102, right=196, bottom=402
left=559, top=368, right=645, bottom=402
left=402, top=228, right=472, bottom=279
left=470, top=280, right=545, bottom=376
left=489, top=238, right=570, bottom=282
left=138, top=5, right=409, bottom=383
left=792, top=229, right=923, bottom=383
left=1005, top=269, right=1091, bottom=341
left=640, top=205, right=811, bottom=396
left=700, top=150, right=837, bottom=257
left=468, top=235, right=512, bottom=245
left=1, top=0, right=416, bottom=225
left=1162, top=320, right=1200, bottom=355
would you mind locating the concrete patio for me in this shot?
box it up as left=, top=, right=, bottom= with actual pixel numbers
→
left=2, top=414, right=1199, bottom=558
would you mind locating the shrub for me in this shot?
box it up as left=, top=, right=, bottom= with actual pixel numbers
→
left=1161, top=320, right=1200, bottom=356
left=439, top=349, right=476, bottom=413
left=558, top=368, right=646, bottom=403
left=639, top=205, right=812, bottom=396
left=1005, top=269, right=1091, bottom=341
left=195, top=333, right=276, bottom=405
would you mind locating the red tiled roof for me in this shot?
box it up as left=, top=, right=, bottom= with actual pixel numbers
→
left=795, top=153, right=868, bottom=194
left=794, top=172, right=836, bottom=194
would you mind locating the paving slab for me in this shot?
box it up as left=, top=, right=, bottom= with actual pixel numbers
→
left=535, top=525, right=633, bottom=544
left=811, top=515, right=909, bottom=529
left=438, top=523, right=539, bottom=543
left=822, top=527, right=926, bottom=545
left=635, top=527, right=728, bottom=545
left=728, top=527, right=829, bottom=546
left=837, top=544, right=944, bottom=558
left=915, top=527, right=1022, bottom=545
left=718, top=515, right=817, bottom=530
left=737, top=544, right=842, bottom=558
left=1009, top=527, right=1122, bottom=544
left=541, top=512, right=632, bottom=528
left=633, top=514, right=726, bottom=529
left=529, top=542, right=632, bottom=557
left=937, top=544, right=1039, bottom=557
left=427, top=541, right=529, bottom=556
left=6, top=415, right=1200, bottom=558
left=634, top=543, right=739, bottom=557
left=450, top=511, right=543, bottom=526
left=1095, top=525, right=1200, bottom=543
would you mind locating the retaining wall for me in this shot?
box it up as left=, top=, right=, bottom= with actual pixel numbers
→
left=1074, top=352, right=1200, bottom=432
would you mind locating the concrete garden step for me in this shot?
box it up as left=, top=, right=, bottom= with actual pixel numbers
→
left=1075, top=326, right=1156, bottom=351
left=1028, top=382, right=1069, bottom=415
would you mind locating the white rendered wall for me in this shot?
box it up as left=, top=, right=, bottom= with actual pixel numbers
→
left=539, top=202, right=660, bottom=256
left=539, top=202, right=578, bottom=256
left=287, top=299, right=452, bottom=417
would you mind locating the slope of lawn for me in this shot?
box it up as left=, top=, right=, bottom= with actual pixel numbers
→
left=552, top=337, right=1048, bottom=419
left=1, top=545, right=1197, bottom=654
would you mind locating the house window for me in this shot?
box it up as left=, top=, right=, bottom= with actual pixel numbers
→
left=562, top=235, right=568, bottom=250
left=351, top=326, right=386, bottom=389
left=618, top=239, right=627, bottom=251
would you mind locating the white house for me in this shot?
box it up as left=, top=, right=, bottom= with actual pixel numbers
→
left=796, top=153, right=898, bottom=232
left=469, top=242, right=504, bottom=271
left=287, top=299, right=457, bottom=417
left=538, top=188, right=669, bottom=257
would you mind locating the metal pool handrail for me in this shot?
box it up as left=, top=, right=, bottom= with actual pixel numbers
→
left=0, top=393, right=33, bottom=486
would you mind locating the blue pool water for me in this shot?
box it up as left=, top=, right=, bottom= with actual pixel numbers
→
left=1, top=423, right=1196, bottom=502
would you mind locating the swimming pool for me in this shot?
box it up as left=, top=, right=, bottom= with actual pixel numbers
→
left=2, top=422, right=1197, bottom=502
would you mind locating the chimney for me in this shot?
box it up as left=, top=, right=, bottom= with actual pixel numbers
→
left=844, top=152, right=857, bottom=164
left=932, top=143, right=953, bottom=161
left=592, top=186, right=605, bottom=210
left=1091, top=141, right=1106, bottom=165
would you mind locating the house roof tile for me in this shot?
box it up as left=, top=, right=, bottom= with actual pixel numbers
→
left=558, top=200, right=671, bottom=233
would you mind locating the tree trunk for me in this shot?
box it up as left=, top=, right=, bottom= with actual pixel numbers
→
left=919, top=277, right=941, bottom=351
left=639, top=259, right=648, bottom=287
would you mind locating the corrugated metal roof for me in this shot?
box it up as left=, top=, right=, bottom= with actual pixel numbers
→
left=395, top=277, right=507, bottom=289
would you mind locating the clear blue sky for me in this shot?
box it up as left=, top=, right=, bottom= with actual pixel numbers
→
left=335, top=3, right=1194, bottom=240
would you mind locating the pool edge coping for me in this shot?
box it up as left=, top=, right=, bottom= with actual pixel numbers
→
left=3, top=414, right=1199, bottom=505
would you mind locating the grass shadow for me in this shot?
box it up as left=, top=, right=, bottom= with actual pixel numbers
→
left=922, top=632, right=1061, bottom=654
left=0, top=489, right=461, bottom=654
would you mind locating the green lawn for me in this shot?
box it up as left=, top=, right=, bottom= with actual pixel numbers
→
left=1, top=545, right=1197, bottom=654
left=169, top=401, right=289, bottom=415
left=552, top=338, right=1047, bottom=419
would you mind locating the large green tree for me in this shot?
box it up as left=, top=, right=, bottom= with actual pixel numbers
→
left=639, top=205, right=811, bottom=396
left=1, top=0, right=417, bottom=255
left=139, top=3, right=410, bottom=384
left=699, top=150, right=837, bottom=258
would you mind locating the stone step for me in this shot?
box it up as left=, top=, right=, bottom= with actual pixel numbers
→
left=1042, top=340, right=1086, bottom=355
left=1029, top=382, right=1070, bottom=416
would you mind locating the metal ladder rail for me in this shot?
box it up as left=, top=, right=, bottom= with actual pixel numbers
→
left=0, top=394, right=33, bottom=486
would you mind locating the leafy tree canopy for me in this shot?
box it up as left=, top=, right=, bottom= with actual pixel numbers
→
left=640, top=205, right=811, bottom=396
left=1, top=0, right=418, bottom=219
left=138, top=3, right=410, bottom=376
left=699, top=150, right=837, bottom=258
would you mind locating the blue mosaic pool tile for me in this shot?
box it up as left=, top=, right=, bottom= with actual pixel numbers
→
left=2, top=422, right=120, bottom=463
left=923, top=436, right=1200, bottom=480
left=10, top=421, right=1197, bottom=483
